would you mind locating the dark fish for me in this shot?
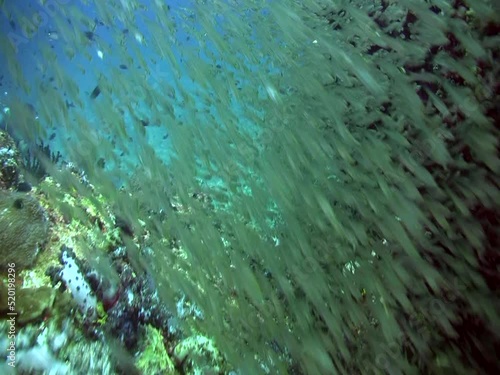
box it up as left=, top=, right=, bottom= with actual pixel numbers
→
left=84, top=31, right=95, bottom=41
left=90, top=86, right=101, bottom=99
left=26, top=103, right=37, bottom=116
left=140, top=119, right=149, bottom=127
left=119, top=64, right=128, bottom=70
left=115, top=215, right=134, bottom=237
left=97, top=157, right=106, bottom=169
left=49, top=132, right=56, bottom=140
left=13, top=198, right=24, bottom=209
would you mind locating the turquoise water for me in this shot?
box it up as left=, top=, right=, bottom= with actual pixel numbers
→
left=0, top=1, right=499, bottom=374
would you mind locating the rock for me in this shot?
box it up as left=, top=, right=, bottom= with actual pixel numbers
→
left=0, top=283, right=56, bottom=325
left=173, top=335, right=225, bottom=374
left=136, top=325, right=176, bottom=374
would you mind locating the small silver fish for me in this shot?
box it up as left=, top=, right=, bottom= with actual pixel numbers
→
left=47, top=30, right=59, bottom=40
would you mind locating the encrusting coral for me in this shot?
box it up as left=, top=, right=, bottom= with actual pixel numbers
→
left=0, top=190, right=50, bottom=269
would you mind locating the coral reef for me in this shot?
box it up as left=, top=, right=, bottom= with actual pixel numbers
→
left=0, top=318, right=118, bottom=375
left=102, top=253, right=173, bottom=350
left=0, top=130, right=22, bottom=190
left=0, top=121, right=227, bottom=375
left=136, top=325, right=176, bottom=374
left=21, top=140, right=62, bottom=183
left=173, top=335, right=226, bottom=374
left=0, top=283, right=55, bottom=325
left=0, top=190, right=50, bottom=269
